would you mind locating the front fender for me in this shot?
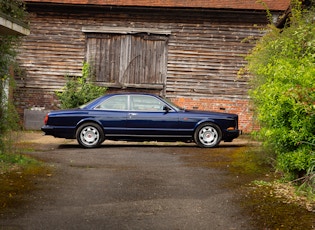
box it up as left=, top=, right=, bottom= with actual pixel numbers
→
left=193, top=119, right=218, bottom=131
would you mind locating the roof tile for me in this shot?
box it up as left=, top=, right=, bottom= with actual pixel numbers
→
left=24, top=0, right=290, bottom=11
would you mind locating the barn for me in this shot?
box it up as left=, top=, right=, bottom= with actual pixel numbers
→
left=16, top=0, right=290, bottom=132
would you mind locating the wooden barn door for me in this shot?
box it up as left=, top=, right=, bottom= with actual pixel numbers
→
left=86, top=33, right=168, bottom=90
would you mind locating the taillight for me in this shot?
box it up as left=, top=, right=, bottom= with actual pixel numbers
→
left=44, top=114, right=49, bottom=125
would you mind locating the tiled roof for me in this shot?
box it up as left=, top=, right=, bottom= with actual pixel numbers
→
left=24, top=0, right=290, bottom=11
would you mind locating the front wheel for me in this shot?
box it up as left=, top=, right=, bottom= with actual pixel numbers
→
left=194, top=123, right=222, bottom=148
left=76, top=122, right=105, bottom=148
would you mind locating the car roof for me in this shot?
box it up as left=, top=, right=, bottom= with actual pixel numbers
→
left=106, top=92, right=160, bottom=96
left=81, top=92, right=163, bottom=109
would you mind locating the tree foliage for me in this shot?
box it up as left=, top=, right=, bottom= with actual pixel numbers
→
left=0, top=0, right=28, bottom=22
left=244, top=1, right=315, bottom=182
left=56, top=62, right=107, bottom=109
left=0, top=0, right=28, bottom=154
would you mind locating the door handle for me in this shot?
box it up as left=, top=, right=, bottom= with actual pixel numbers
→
left=128, top=113, right=137, bottom=116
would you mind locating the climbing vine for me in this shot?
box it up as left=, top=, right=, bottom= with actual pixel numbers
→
left=0, top=0, right=28, bottom=154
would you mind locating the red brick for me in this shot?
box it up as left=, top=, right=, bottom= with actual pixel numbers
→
left=171, top=97, right=258, bottom=133
left=13, top=88, right=59, bottom=122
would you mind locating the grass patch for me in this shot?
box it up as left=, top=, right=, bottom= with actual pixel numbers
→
left=0, top=153, right=38, bottom=172
left=0, top=131, right=52, bottom=215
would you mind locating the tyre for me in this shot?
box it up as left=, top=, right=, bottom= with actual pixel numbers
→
left=194, top=122, right=222, bottom=148
left=76, top=122, right=105, bottom=148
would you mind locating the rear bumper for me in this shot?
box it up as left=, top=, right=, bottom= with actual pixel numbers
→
left=41, top=125, right=76, bottom=139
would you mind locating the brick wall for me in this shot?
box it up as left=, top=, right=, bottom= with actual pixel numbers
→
left=13, top=88, right=59, bottom=118
left=171, top=97, right=258, bottom=133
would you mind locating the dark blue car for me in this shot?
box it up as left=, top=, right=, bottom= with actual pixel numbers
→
left=42, top=93, right=240, bottom=148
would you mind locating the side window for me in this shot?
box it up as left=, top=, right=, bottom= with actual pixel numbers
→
left=130, top=95, right=165, bottom=111
left=95, top=95, right=128, bottom=110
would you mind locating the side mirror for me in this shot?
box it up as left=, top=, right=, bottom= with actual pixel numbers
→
left=163, top=105, right=171, bottom=113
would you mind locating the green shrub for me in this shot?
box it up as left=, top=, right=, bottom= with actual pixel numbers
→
left=244, top=1, right=315, bottom=181
left=0, top=0, right=27, bottom=154
left=56, top=62, right=107, bottom=109
left=0, top=0, right=29, bottom=23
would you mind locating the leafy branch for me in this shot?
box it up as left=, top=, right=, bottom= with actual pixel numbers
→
left=56, top=62, right=107, bottom=109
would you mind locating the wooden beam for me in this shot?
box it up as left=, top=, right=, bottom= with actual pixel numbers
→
left=82, top=26, right=171, bottom=35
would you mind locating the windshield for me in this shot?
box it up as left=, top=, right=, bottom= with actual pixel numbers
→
left=162, top=97, right=185, bottom=111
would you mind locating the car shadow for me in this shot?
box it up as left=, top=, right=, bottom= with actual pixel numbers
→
left=56, top=141, right=249, bottom=149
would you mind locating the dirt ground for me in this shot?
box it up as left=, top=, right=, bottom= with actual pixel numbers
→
left=1, top=132, right=256, bottom=229
left=1, top=132, right=314, bottom=230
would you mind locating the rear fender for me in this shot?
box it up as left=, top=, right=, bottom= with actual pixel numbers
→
left=76, top=118, right=103, bottom=131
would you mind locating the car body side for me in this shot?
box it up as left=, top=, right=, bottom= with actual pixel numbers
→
left=42, top=94, right=240, bottom=145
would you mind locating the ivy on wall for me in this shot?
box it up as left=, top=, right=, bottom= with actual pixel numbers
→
left=0, top=0, right=28, bottom=153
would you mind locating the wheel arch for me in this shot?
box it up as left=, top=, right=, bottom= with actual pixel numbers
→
left=75, top=118, right=104, bottom=133
left=193, top=119, right=222, bottom=133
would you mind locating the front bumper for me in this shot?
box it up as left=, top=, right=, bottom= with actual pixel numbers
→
left=223, top=129, right=241, bottom=141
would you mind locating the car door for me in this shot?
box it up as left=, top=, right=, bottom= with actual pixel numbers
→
left=126, top=95, right=180, bottom=136
left=92, top=95, right=128, bottom=135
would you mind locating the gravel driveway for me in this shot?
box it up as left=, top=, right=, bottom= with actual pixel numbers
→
left=1, top=134, right=254, bottom=230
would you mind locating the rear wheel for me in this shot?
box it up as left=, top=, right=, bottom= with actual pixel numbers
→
left=194, top=123, right=222, bottom=148
left=76, top=122, right=104, bottom=148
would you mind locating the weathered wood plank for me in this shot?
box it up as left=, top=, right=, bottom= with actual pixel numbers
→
left=16, top=4, right=266, bottom=100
